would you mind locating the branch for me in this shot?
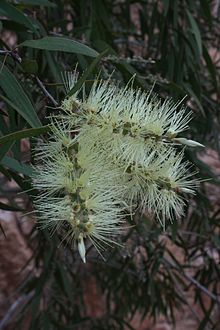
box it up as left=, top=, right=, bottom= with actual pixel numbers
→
left=167, top=269, right=202, bottom=321
left=0, top=49, right=21, bottom=63
left=163, top=258, right=220, bottom=305
left=0, top=291, right=34, bottom=330
left=35, top=76, right=59, bottom=107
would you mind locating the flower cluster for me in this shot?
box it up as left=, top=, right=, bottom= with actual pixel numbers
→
left=33, top=73, right=203, bottom=262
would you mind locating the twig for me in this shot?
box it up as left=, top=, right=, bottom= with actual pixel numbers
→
left=167, top=267, right=202, bottom=323
left=0, top=49, right=22, bottom=63
left=183, top=272, right=220, bottom=304
left=163, top=258, right=220, bottom=305
left=0, top=291, right=34, bottom=330
left=35, top=76, right=59, bottom=107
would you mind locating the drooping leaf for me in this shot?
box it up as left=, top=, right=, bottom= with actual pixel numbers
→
left=16, top=0, right=56, bottom=7
left=0, top=141, right=14, bottom=161
left=8, top=170, right=34, bottom=193
left=21, top=37, right=99, bottom=57
left=0, top=64, right=42, bottom=128
left=0, top=0, right=37, bottom=32
left=203, top=46, right=218, bottom=90
left=55, top=263, right=73, bottom=303
left=1, top=155, right=33, bottom=176
left=183, top=83, right=205, bottom=116
left=186, top=10, right=202, bottom=56
left=0, top=126, right=50, bottom=145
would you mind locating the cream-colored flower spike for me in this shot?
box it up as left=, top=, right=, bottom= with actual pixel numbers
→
left=33, top=73, right=202, bottom=261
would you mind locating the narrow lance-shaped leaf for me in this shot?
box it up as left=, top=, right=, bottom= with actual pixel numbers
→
left=203, top=46, right=218, bottom=90
left=186, top=10, right=202, bottom=56
left=0, top=141, right=14, bottom=161
left=1, top=156, right=34, bottom=176
left=183, top=83, right=205, bottom=116
left=16, top=0, right=56, bottom=7
left=0, top=0, right=37, bottom=32
left=0, top=126, right=50, bottom=145
left=21, top=37, right=99, bottom=57
left=0, top=64, right=42, bottom=128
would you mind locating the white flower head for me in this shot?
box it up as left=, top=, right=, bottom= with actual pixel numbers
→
left=32, top=74, right=201, bottom=261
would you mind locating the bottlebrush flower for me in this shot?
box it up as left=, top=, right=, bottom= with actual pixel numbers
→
left=32, top=73, right=202, bottom=261
left=33, top=122, right=125, bottom=262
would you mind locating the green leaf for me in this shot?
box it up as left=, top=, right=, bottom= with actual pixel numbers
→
left=0, top=164, right=11, bottom=180
left=0, top=0, right=37, bottom=31
left=8, top=170, right=34, bottom=193
left=16, top=0, right=56, bottom=7
left=67, top=49, right=108, bottom=97
left=212, top=235, right=220, bottom=248
left=56, top=263, right=73, bottom=303
left=203, top=46, right=218, bottom=90
left=30, top=20, right=62, bottom=81
left=186, top=10, right=202, bottom=56
left=21, top=59, right=38, bottom=74
left=21, top=37, right=99, bottom=57
left=0, top=141, right=14, bottom=161
left=200, top=0, right=212, bottom=24
left=45, top=51, right=61, bottom=82
left=183, top=83, right=205, bottom=116
left=0, top=126, right=50, bottom=145
left=1, top=156, right=33, bottom=176
left=162, top=0, right=170, bottom=15
left=0, top=64, right=42, bottom=128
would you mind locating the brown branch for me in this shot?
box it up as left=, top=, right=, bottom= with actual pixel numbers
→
left=35, top=76, right=59, bottom=107
left=163, top=257, right=220, bottom=305
left=0, top=291, right=34, bottom=330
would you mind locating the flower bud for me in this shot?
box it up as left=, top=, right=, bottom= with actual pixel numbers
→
left=175, top=138, right=205, bottom=148
left=78, top=234, right=86, bottom=263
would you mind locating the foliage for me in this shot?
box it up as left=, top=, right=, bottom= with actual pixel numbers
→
left=0, top=0, right=219, bottom=329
